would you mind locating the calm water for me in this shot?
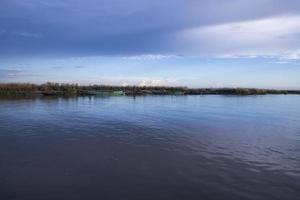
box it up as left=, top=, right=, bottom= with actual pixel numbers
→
left=0, top=95, right=300, bottom=200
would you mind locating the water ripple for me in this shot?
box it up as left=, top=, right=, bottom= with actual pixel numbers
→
left=0, top=95, right=300, bottom=200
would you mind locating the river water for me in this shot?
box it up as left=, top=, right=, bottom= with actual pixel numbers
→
left=0, top=95, right=299, bottom=200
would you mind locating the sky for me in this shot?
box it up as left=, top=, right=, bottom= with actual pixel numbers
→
left=0, top=0, right=300, bottom=89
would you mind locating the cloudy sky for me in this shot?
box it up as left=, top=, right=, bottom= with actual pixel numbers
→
left=0, top=0, right=300, bottom=88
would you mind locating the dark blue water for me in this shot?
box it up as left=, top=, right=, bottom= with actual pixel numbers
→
left=0, top=95, right=300, bottom=200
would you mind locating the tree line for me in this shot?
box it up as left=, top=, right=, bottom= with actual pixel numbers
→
left=0, top=82, right=299, bottom=96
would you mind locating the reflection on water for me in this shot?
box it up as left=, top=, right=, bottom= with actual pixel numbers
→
left=0, top=95, right=300, bottom=200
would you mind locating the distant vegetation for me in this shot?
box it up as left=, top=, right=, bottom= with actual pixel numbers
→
left=0, top=83, right=299, bottom=97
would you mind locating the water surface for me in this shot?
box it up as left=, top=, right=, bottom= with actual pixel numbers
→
left=0, top=95, right=300, bottom=200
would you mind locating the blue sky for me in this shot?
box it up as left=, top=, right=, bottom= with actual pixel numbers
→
left=0, top=0, right=300, bottom=89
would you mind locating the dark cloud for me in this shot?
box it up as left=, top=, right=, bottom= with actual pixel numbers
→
left=1, top=0, right=300, bottom=58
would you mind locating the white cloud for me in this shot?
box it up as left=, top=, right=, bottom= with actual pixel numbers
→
left=0, top=30, right=6, bottom=35
left=13, top=31, right=42, bottom=38
left=280, top=49, right=300, bottom=60
left=50, top=76, right=178, bottom=86
left=138, top=78, right=176, bottom=86
left=0, top=69, right=23, bottom=78
left=0, top=69, right=36, bottom=80
left=121, top=54, right=179, bottom=60
left=88, top=76, right=179, bottom=86
left=178, top=15, right=300, bottom=60
left=0, top=30, right=42, bottom=38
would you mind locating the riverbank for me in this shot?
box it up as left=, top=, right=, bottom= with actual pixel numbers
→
left=0, top=83, right=299, bottom=97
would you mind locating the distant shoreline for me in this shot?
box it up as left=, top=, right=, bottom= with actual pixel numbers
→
left=0, top=83, right=299, bottom=97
